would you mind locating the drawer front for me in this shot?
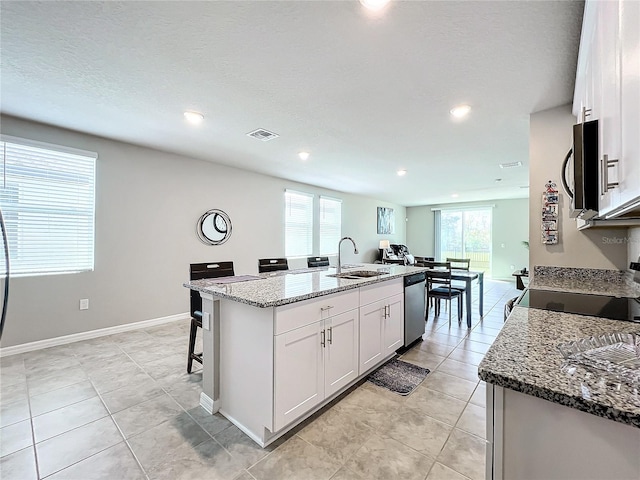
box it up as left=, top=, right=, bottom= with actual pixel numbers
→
left=359, top=278, right=403, bottom=306
left=275, top=289, right=359, bottom=335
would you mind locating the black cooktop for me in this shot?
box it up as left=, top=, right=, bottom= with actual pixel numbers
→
left=518, top=289, right=640, bottom=323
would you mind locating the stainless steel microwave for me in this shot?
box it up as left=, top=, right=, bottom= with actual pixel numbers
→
left=562, top=119, right=599, bottom=220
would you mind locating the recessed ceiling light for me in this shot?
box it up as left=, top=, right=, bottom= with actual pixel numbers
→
left=359, top=0, right=391, bottom=11
left=450, top=104, right=471, bottom=118
left=183, top=111, right=204, bottom=125
left=298, top=151, right=310, bottom=161
left=451, top=193, right=459, bottom=198
left=397, top=169, right=407, bottom=176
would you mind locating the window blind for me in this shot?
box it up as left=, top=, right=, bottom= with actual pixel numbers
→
left=284, top=190, right=313, bottom=257
left=0, top=137, right=96, bottom=276
left=319, top=196, right=342, bottom=255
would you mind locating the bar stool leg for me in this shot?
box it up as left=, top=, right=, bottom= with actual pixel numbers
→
left=187, top=318, right=198, bottom=373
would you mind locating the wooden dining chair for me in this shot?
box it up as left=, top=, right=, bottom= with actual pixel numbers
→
left=188, top=261, right=235, bottom=373
left=446, top=257, right=471, bottom=306
left=424, top=261, right=463, bottom=325
left=415, top=257, right=436, bottom=307
left=258, top=258, right=289, bottom=273
left=307, top=256, right=330, bottom=268
left=446, top=257, right=470, bottom=271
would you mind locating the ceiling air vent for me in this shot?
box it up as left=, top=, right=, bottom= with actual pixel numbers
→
left=246, top=128, right=280, bottom=142
left=499, top=161, right=523, bottom=169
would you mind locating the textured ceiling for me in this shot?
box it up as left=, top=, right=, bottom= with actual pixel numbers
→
left=0, top=1, right=584, bottom=206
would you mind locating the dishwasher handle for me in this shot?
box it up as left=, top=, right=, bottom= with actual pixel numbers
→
left=404, top=272, right=426, bottom=287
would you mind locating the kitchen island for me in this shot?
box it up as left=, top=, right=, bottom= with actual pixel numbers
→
left=479, top=267, right=640, bottom=479
left=185, top=264, right=427, bottom=446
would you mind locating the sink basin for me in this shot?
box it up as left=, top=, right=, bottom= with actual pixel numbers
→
left=328, top=270, right=389, bottom=279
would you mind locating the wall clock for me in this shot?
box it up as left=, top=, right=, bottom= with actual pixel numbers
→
left=196, top=209, right=232, bottom=245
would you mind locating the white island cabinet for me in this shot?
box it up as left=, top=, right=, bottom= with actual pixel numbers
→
left=273, top=289, right=359, bottom=431
left=359, top=279, right=404, bottom=374
left=187, top=265, right=422, bottom=447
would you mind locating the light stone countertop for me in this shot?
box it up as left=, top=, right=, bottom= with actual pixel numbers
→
left=530, top=266, right=640, bottom=297
left=480, top=266, right=640, bottom=428
left=184, top=264, right=428, bottom=308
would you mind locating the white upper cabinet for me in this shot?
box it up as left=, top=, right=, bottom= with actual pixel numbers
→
left=618, top=0, right=640, bottom=211
left=596, top=0, right=621, bottom=213
left=574, top=0, right=640, bottom=218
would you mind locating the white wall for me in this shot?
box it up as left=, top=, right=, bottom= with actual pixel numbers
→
left=406, top=206, right=435, bottom=257
left=0, top=115, right=405, bottom=347
left=629, top=226, right=640, bottom=265
left=528, top=105, right=627, bottom=272
left=406, top=199, right=529, bottom=280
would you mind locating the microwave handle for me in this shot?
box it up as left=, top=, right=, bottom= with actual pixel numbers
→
left=561, top=148, right=574, bottom=199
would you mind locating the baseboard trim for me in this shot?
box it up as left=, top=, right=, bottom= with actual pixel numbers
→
left=200, top=392, right=215, bottom=414
left=0, top=312, right=189, bottom=357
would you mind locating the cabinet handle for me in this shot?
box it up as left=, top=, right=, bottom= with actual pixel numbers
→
left=320, top=305, right=334, bottom=312
left=327, top=326, right=332, bottom=344
left=320, top=329, right=325, bottom=347
left=602, top=154, right=619, bottom=194
left=383, top=305, right=389, bottom=318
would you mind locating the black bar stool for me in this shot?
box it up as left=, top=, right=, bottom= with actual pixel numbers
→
left=188, top=261, right=234, bottom=373
left=258, top=258, right=289, bottom=273
left=307, top=256, right=329, bottom=267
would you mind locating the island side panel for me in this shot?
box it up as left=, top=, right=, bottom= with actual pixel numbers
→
left=501, top=388, right=640, bottom=479
left=200, top=294, right=219, bottom=412
left=218, top=299, right=275, bottom=445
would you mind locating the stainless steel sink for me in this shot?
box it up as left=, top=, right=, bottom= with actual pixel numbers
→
left=328, top=270, right=389, bottom=279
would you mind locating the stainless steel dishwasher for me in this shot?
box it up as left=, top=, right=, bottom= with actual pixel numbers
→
left=403, top=272, right=426, bottom=347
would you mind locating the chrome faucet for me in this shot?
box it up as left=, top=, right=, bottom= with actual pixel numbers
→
left=336, top=236, right=359, bottom=274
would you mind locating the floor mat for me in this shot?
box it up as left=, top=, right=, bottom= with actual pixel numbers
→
left=367, top=358, right=430, bottom=396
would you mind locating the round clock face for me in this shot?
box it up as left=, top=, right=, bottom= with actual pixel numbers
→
left=197, top=209, right=232, bottom=245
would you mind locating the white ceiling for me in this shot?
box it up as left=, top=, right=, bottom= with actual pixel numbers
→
left=0, top=1, right=584, bottom=206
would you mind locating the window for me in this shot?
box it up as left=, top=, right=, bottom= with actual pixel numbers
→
left=284, top=190, right=313, bottom=257
left=0, top=136, right=96, bottom=276
left=435, top=206, right=492, bottom=274
left=319, top=196, right=341, bottom=255
left=284, top=190, right=342, bottom=257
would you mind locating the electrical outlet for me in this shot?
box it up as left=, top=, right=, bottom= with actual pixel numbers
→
left=202, top=312, right=210, bottom=331
left=79, top=299, right=89, bottom=310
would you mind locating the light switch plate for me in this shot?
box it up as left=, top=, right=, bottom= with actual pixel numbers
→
left=202, top=312, right=210, bottom=331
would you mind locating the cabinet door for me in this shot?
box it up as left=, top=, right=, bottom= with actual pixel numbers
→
left=324, top=309, right=359, bottom=397
left=383, top=293, right=404, bottom=355
left=359, top=301, right=384, bottom=374
left=273, top=322, right=324, bottom=431
left=618, top=0, right=640, bottom=208
left=597, top=0, right=622, bottom=214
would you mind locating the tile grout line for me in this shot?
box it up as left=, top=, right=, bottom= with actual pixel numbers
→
left=21, top=355, right=42, bottom=480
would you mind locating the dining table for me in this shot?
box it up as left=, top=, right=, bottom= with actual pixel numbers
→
left=425, top=268, right=484, bottom=328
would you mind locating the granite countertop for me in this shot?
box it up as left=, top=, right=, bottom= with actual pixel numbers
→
left=530, top=265, right=640, bottom=297
left=480, top=266, right=640, bottom=428
left=479, top=306, right=640, bottom=428
left=184, top=264, right=427, bottom=308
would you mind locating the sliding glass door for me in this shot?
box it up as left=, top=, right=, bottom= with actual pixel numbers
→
left=437, top=208, right=492, bottom=274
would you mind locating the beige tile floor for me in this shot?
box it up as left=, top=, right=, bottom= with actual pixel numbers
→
left=0, top=279, right=518, bottom=480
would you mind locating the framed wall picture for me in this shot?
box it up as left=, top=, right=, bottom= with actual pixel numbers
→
left=377, top=207, right=395, bottom=234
